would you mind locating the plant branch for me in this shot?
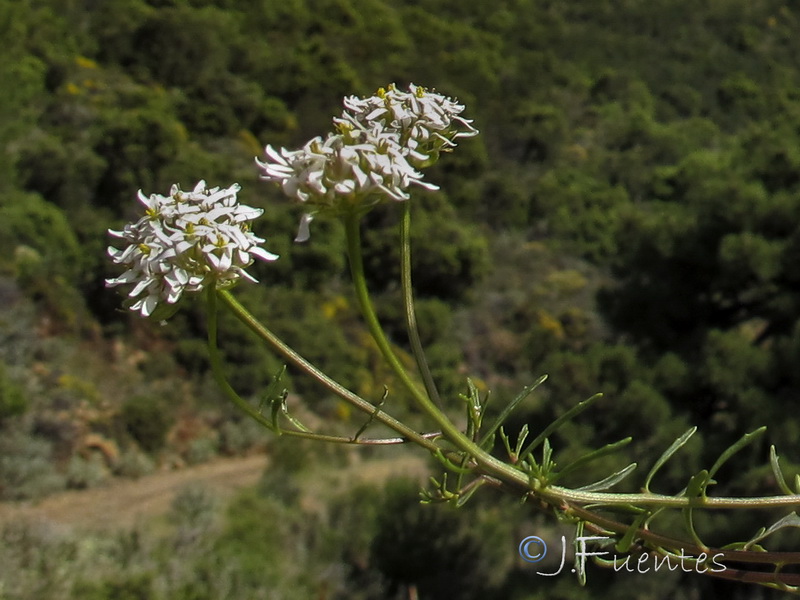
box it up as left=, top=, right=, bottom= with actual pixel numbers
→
left=540, top=484, right=800, bottom=510
left=216, top=289, right=440, bottom=452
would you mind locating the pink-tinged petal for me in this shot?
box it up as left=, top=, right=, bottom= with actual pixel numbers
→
left=129, top=278, right=152, bottom=298
left=262, top=145, right=289, bottom=166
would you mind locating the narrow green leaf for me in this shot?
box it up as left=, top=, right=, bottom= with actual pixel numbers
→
left=770, top=445, right=795, bottom=496
left=461, top=379, right=483, bottom=439
left=514, top=424, right=530, bottom=457
left=518, top=392, right=603, bottom=462
left=574, top=521, right=588, bottom=586
left=541, top=437, right=553, bottom=472
left=455, top=478, right=488, bottom=508
left=685, top=470, right=710, bottom=497
left=615, top=513, right=648, bottom=553
left=761, top=512, right=800, bottom=537
left=682, top=469, right=711, bottom=547
left=352, top=387, right=388, bottom=441
left=477, top=375, right=546, bottom=447
left=743, top=512, right=800, bottom=550
left=549, top=437, right=632, bottom=483
left=499, top=426, right=514, bottom=460
left=643, top=427, right=697, bottom=492
left=577, top=463, right=638, bottom=492
left=708, top=426, right=767, bottom=480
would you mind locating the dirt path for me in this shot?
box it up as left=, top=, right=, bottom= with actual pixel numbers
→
left=0, top=454, right=269, bottom=531
left=0, top=452, right=429, bottom=532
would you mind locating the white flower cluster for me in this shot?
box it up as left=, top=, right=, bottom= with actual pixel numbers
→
left=256, top=83, right=477, bottom=240
left=106, top=181, right=278, bottom=318
left=338, top=83, right=479, bottom=167
left=258, top=123, right=437, bottom=208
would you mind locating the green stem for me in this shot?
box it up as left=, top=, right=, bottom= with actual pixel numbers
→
left=541, top=484, right=800, bottom=509
left=209, top=286, right=405, bottom=445
left=400, top=202, right=442, bottom=407
left=216, top=290, right=440, bottom=452
left=343, top=212, right=528, bottom=485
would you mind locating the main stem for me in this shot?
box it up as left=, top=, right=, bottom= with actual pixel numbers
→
left=343, top=212, right=528, bottom=486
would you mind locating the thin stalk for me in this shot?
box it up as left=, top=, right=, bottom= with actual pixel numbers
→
left=216, top=290, right=440, bottom=452
left=542, top=484, right=800, bottom=510
left=400, top=202, right=442, bottom=407
left=343, top=212, right=528, bottom=486
left=209, top=287, right=418, bottom=445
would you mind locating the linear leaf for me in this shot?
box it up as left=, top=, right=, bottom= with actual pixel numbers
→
left=643, top=427, right=697, bottom=492
left=615, top=513, right=648, bottom=553
left=708, top=426, right=767, bottom=480
left=478, top=375, right=546, bottom=447
left=744, top=512, right=800, bottom=550
left=770, top=445, right=795, bottom=496
left=518, top=392, right=603, bottom=462
left=549, top=437, right=632, bottom=482
left=576, top=462, right=638, bottom=492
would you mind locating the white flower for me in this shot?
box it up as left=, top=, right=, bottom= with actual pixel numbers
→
left=106, top=181, right=278, bottom=318
left=339, top=83, right=478, bottom=167
left=256, top=123, right=438, bottom=239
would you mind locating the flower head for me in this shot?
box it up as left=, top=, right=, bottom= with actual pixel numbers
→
left=256, top=83, right=477, bottom=240
left=106, top=181, right=278, bottom=318
left=256, top=122, right=438, bottom=240
left=338, top=83, right=479, bottom=167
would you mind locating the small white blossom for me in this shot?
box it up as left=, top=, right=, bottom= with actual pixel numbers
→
left=106, top=181, right=278, bottom=318
left=339, top=83, right=479, bottom=167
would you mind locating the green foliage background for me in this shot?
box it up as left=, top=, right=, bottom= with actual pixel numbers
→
left=1, top=0, right=800, bottom=597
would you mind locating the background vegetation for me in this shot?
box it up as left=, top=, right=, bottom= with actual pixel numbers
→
left=1, top=0, right=799, bottom=597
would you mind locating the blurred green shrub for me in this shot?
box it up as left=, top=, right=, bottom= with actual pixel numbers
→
left=66, top=454, right=109, bottom=490
left=114, top=447, right=155, bottom=479
left=370, top=480, right=500, bottom=600
left=0, top=428, right=66, bottom=500
left=0, top=191, right=82, bottom=280
left=185, top=437, right=218, bottom=465
left=119, top=396, right=173, bottom=453
left=0, top=360, right=27, bottom=421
